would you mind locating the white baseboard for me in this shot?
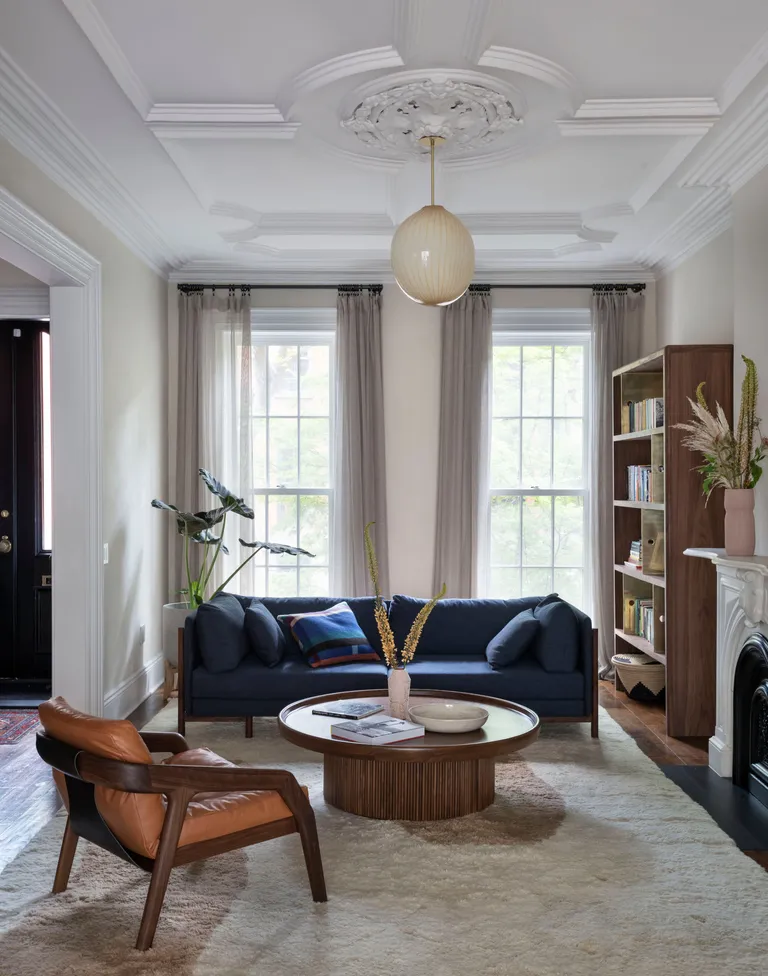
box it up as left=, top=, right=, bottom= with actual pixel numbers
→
left=103, top=654, right=165, bottom=719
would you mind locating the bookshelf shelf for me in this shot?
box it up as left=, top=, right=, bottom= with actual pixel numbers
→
left=614, top=628, right=666, bottom=664
left=611, top=344, right=733, bottom=737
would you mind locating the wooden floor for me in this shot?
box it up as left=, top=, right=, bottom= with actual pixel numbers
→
left=0, top=687, right=762, bottom=872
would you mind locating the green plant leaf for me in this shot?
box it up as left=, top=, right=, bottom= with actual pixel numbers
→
left=238, top=539, right=315, bottom=558
left=198, top=469, right=254, bottom=519
left=190, top=529, right=229, bottom=554
left=152, top=499, right=211, bottom=537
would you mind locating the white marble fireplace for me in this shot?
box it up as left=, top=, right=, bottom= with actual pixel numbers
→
left=686, top=548, right=768, bottom=776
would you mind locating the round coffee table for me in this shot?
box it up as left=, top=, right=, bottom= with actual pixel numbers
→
left=278, top=689, right=539, bottom=821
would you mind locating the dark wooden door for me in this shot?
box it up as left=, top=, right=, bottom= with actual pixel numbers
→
left=0, top=320, right=52, bottom=689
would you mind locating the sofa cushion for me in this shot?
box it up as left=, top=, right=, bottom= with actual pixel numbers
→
left=486, top=608, right=539, bottom=669
left=405, top=656, right=584, bottom=700
left=277, top=602, right=380, bottom=668
left=196, top=593, right=249, bottom=674
left=260, top=596, right=383, bottom=658
left=244, top=599, right=285, bottom=667
left=533, top=596, right=579, bottom=672
left=389, top=594, right=540, bottom=656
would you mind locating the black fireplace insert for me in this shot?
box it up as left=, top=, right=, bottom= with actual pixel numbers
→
left=732, top=633, right=768, bottom=807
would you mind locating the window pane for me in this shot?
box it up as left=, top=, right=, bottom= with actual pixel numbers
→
left=521, top=418, right=551, bottom=488
left=522, top=495, right=552, bottom=566
left=553, top=419, right=583, bottom=487
left=250, top=565, right=266, bottom=597
left=40, top=331, right=52, bottom=552
left=521, top=345, right=552, bottom=416
left=300, top=345, right=330, bottom=416
left=268, top=567, right=298, bottom=596
left=269, top=418, right=298, bottom=486
left=299, top=418, right=329, bottom=487
left=554, top=568, right=583, bottom=608
left=251, top=418, right=267, bottom=489
left=490, top=495, right=520, bottom=566
left=489, top=567, right=521, bottom=599
left=299, top=567, right=329, bottom=596
left=299, top=494, right=329, bottom=564
left=490, top=419, right=520, bottom=488
left=248, top=495, right=267, bottom=565
left=492, top=345, right=521, bottom=416
left=553, top=345, right=584, bottom=417
left=267, top=494, right=297, bottom=564
left=268, top=345, right=298, bottom=415
left=252, top=343, right=267, bottom=415
left=554, top=496, right=584, bottom=566
left=522, top=567, right=553, bottom=597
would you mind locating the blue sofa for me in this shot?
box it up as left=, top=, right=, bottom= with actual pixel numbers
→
left=179, top=594, right=597, bottom=736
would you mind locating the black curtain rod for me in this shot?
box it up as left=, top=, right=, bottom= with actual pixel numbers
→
left=177, top=282, right=646, bottom=293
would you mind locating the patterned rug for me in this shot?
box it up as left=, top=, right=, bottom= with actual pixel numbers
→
left=0, top=709, right=39, bottom=745
left=1, top=705, right=768, bottom=975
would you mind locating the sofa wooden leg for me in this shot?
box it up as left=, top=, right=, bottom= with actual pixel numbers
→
left=245, top=716, right=253, bottom=738
left=591, top=710, right=599, bottom=738
left=52, top=818, right=79, bottom=894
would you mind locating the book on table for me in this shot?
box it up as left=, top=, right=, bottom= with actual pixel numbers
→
left=311, top=700, right=384, bottom=720
left=330, top=717, right=426, bottom=744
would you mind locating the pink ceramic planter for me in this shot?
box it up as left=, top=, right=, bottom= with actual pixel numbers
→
left=724, top=488, right=756, bottom=556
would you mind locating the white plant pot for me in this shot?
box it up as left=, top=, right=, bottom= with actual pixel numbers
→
left=388, top=667, right=411, bottom=720
left=162, top=602, right=192, bottom=666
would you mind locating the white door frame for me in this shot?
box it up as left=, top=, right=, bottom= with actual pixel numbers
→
left=0, top=186, right=103, bottom=714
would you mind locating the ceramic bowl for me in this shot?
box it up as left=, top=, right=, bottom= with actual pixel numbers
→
left=408, top=701, right=489, bottom=733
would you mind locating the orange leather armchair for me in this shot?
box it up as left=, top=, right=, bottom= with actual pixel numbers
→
left=37, top=697, right=326, bottom=950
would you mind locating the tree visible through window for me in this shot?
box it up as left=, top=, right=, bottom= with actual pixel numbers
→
left=487, top=333, right=590, bottom=610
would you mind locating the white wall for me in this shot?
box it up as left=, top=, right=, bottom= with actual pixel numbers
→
left=733, top=166, right=768, bottom=553
left=0, top=137, right=168, bottom=709
left=656, top=230, right=734, bottom=346
left=0, top=257, right=43, bottom=285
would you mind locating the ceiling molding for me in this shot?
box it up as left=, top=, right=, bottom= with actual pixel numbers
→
left=628, top=136, right=703, bottom=212
left=558, top=118, right=718, bottom=137
left=59, top=0, right=152, bottom=118
left=680, top=84, right=768, bottom=192
left=212, top=242, right=605, bottom=262
left=212, top=202, right=396, bottom=242
left=459, top=212, right=616, bottom=242
left=279, top=46, right=404, bottom=117
left=638, top=187, right=732, bottom=275
left=477, top=46, right=577, bottom=94
left=463, top=0, right=496, bottom=64
left=0, top=285, right=50, bottom=318
left=146, top=103, right=300, bottom=140
left=393, top=0, right=424, bottom=64
left=573, top=97, right=720, bottom=118
left=0, top=46, right=177, bottom=275
left=720, top=32, right=768, bottom=112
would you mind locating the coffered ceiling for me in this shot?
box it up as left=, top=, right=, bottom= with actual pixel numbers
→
left=2, top=0, right=768, bottom=282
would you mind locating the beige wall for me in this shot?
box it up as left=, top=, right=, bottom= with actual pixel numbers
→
left=0, top=137, right=168, bottom=701
left=656, top=230, right=734, bottom=346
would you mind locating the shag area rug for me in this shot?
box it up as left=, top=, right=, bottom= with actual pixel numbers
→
left=1, top=705, right=767, bottom=976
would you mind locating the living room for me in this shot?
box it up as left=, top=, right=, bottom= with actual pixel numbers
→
left=1, top=1, right=768, bottom=972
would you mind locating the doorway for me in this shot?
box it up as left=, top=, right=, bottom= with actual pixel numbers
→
left=0, top=319, right=52, bottom=703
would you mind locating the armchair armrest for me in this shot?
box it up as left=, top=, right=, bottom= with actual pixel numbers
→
left=140, top=732, right=189, bottom=754
left=147, top=764, right=311, bottom=817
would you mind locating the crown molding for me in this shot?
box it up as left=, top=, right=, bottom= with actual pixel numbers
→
left=574, top=98, right=720, bottom=118
left=459, top=212, right=616, bottom=242
left=279, top=47, right=404, bottom=117
left=478, top=46, right=577, bottom=95
left=393, top=0, right=424, bottom=64
left=212, top=203, right=396, bottom=242
left=558, top=118, right=718, bottom=137
left=59, top=0, right=152, bottom=118
left=628, top=136, right=703, bottom=212
left=0, top=285, right=50, bottom=318
left=0, top=46, right=177, bottom=276
left=720, top=31, right=768, bottom=112
left=463, top=0, right=496, bottom=64
left=146, top=103, right=299, bottom=139
left=638, top=187, right=732, bottom=275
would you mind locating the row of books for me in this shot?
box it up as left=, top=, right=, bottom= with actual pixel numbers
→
left=623, top=596, right=654, bottom=644
left=625, top=540, right=642, bottom=569
left=627, top=464, right=661, bottom=503
left=311, top=700, right=425, bottom=744
left=621, top=397, right=664, bottom=433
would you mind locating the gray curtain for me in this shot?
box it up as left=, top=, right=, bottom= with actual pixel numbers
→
left=333, top=287, right=390, bottom=596
left=433, top=288, right=492, bottom=597
left=591, top=287, right=646, bottom=674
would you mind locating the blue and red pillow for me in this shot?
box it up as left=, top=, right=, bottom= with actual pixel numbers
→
left=277, top=602, right=380, bottom=668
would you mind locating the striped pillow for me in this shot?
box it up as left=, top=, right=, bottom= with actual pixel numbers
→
left=277, top=602, right=380, bottom=668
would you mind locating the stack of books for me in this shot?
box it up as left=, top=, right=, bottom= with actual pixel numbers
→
left=625, top=540, right=642, bottom=570
left=627, top=465, right=655, bottom=502
left=623, top=596, right=654, bottom=643
left=621, top=397, right=664, bottom=433
left=330, top=716, right=425, bottom=744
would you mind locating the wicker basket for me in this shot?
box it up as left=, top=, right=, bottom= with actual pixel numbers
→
left=611, top=655, right=666, bottom=702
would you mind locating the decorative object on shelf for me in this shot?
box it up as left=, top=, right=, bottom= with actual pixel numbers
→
left=675, top=355, right=766, bottom=556
left=408, top=700, right=489, bottom=733
left=389, top=136, right=475, bottom=307
left=364, top=521, right=446, bottom=719
left=152, top=467, right=312, bottom=613
left=611, top=654, right=666, bottom=702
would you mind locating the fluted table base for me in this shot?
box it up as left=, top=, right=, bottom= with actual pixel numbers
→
left=323, top=754, right=496, bottom=821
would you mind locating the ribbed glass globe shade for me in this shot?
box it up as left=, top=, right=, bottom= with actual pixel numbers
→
left=390, top=204, right=475, bottom=306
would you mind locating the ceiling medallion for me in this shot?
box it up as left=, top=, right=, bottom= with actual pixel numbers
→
left=341, top=76, right=521, bottom=155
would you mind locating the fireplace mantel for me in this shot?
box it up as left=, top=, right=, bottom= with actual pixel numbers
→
left=685, top=548, right=768, bottom=775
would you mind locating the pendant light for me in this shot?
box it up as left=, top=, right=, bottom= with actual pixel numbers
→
left=390, top=136, right=475, bottom=306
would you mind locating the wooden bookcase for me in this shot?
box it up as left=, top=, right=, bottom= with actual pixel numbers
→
left=612, top=345, right=733, bottom=737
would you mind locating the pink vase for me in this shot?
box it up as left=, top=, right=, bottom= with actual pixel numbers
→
left=724, top=488, right=756, bottom=556
left=388, top=667, right=411, bottom=719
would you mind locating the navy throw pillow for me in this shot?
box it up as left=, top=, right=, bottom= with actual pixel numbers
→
left=195, top=593, right=249, bottom=674
left=244, top=599, right=285, bottom=668
left=486, top=609, right=540, bottom=669
left=533, top=595, right=579, bottom=673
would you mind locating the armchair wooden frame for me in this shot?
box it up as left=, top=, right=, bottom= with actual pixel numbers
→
left=36, top=730, right=327, bottom=951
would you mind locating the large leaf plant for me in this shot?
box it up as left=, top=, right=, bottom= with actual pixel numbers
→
left=152, top=468, right=313, bottom=608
